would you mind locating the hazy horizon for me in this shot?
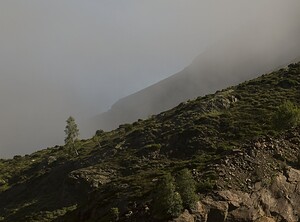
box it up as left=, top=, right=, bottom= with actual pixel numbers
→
left=1, top=0, right=299, bottom=158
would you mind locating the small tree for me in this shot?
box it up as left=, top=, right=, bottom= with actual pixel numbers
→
left=152, top=173, right=183, bottom=220
left=176, top=169, right=198, bottom=210
left=64, top=116, right=79, bottom=155
left=272, top=101, right=300, bottom=131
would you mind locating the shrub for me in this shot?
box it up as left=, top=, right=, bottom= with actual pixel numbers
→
left=144, top=144, right=161, bottom=151
left=118, top=123, right=133, bottom=132
left=196, top=180, right=215, bottom=193
left=109, top=207, right=119, bottom=221
left=272, top=101, right=300, bottom=131
left=95, top=129, right=104, bottom=136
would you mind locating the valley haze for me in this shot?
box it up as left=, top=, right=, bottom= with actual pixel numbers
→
left=0, top=0, right=300, bottom=158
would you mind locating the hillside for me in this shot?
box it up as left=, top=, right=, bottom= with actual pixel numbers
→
left=0, top=62, right=300, bottom=222
left=93, top=24, right=300, bottom=131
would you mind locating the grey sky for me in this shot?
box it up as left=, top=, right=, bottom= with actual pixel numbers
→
left=0, top=0, right=299, bottom=158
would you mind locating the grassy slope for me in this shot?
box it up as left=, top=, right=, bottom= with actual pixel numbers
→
left=0, top=62, right=299, bottom=221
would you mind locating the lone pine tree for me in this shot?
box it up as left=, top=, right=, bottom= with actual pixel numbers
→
left=64, top=116, right=80, bottom=155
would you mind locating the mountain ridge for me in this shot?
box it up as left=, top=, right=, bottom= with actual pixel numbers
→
left=93, top=21, right=300, bottom=131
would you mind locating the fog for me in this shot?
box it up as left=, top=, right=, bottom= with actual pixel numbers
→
left=0, top=1, right=299, bottom=158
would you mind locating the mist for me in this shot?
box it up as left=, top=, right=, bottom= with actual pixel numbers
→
left=0, top=1, right=299, bottom=158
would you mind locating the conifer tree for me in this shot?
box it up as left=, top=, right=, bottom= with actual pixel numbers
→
left=152, top=173, right=183, bottom=219
left=176, top=168, right=198, bottom=210
left=64, top=116, right=79, bottom=155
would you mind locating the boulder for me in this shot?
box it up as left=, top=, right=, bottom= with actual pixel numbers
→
left=202, top=197, right=228, bottom=222
left=255, top=216, right=276, bottom=222
left=174, top=210, right=195, bottom=222
left=192, top=201, right=207, bottom=222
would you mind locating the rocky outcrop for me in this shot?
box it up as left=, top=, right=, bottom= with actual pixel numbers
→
left=67, top=167, right=115, bottom=191
left=174, top=210, right=195, bottom=222
left=175, top=167, right=300, bottom=222
left=174, top=126, right=300, bottom=222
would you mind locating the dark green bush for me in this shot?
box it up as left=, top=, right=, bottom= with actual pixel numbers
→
left=95, top=129, right=104, bottom=136
left=109, top=207, right=119, bottom=222
left=272, top=101, right=300, bottom=131
left=144, top=144, right=161, bottom=151
left=196, top=180, right=215, bottom=193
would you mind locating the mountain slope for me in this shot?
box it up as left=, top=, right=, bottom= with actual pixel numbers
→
left=0, top=62, right=300, bottom=222
left=94, top=24, right=300, bottom=130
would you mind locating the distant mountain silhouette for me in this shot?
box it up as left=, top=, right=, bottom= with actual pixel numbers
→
left=93, top=23, right=300, bottom=131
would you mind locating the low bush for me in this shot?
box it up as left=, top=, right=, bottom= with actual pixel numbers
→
left=272, top=101, right=300, bottom=131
